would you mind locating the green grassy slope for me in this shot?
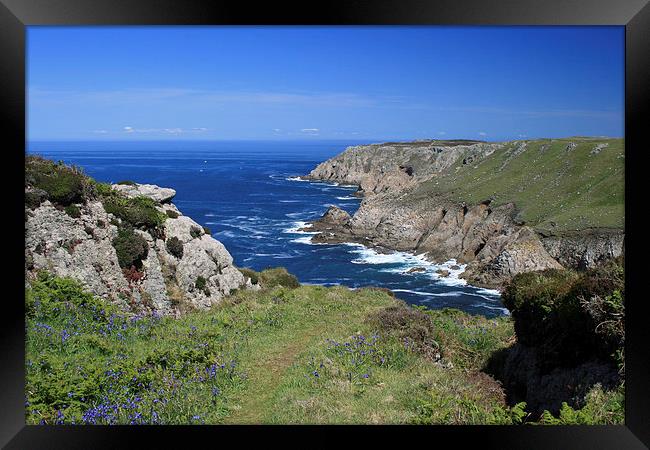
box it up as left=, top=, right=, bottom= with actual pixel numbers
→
left=411, top=137, right=624, bottom=233
left=26, top=272, right=623, bottom=425
left=26, top=273, right=521, bottom=425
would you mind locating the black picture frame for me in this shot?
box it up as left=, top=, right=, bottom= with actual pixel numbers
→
left=2, top=0, right=648, bottom=448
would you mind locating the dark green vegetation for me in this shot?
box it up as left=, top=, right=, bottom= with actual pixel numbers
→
left=112, top=227, right=149, bottom=269
left=25, top=156, right=92, bottom=207
left=413, top=137, right=624, bottom=233
left=238, top=267, right=300, bottom=289
left=26, top=265, right=623, bottom=424
left=165, top=210, right=179, bottom=219
left=503, top=258, right=625, bottom=371
left=165, top=236, right=184, bottom=259
left=101, top=194, right=166, bottom=231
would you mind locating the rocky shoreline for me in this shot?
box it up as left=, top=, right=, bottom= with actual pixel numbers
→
left=302, top=139, right=624, bottom=289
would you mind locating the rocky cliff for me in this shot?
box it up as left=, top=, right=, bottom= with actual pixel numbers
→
left=25, top=158, right=253, bottom=315
left=304, top=138, right=625, bottom=288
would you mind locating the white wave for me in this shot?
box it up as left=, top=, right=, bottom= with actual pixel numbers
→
left=475, top=287, right=502, bottom=297
left=346, top=245, right=475, bottom=288
left=286, top=176, right=309, bottom=182
left=336, top=196, right=357, bottom=200
left=285, top=211, right=311, bottom=218
left=392, top=289, right=462, bottom=297
left=291, top=236, right=315, bottom=245
left=279, top=200, right=301, bottom=203
left=283, top=221, right=318, bottom=235
left=205, top=213, right=216, bottom=217
left=215, top=230, right=236, bottom=238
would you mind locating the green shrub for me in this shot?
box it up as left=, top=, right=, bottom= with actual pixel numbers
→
left=194, top=276, right=211, bottom=296
left=26, top=156, right=90, bottom=206
left=112, top=226, right=149, bottom=269
left=202, top=226, right=211, bottom=235
left=166, top=210, right=179, bottom=219
left=190, top=226, right=203, bottom=239
left=258, top=267, right=300, bottom=289
left=64, top=204, right=81, bottom=218
left=502, top=260, right=624, bottom=368
left=166, top=236, right=184, bottom=258
left=238, top=268, right=259, bottom=285
left=103, top=195, right=166, bottom=230
left=116, top=180, right=137, bottom=186
left=195, top=276, right=206, bottom=290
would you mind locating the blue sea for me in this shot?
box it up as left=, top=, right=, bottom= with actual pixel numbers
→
left=27, top=140, right=506, bottom=317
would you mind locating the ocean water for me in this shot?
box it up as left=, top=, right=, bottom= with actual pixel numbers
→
left=27, top=140, right=506, bottom=317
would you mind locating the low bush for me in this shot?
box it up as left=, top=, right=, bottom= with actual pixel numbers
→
left=258, top=267, right=300, bottom=289
left=112, top=227, right=149, bottom=269
left=103, top=195, right=166, bottom=230
left=202, top=226, right=211, bottom=235
left=195, top=276, right=207, bottom=290
left=166, top=210, right=179, bottom=219
left=26, top=156, right=91, bottom=206
left=166, top=236, right=184, bottom=259
left=116, top=180, right=137, bottom=186
left=366, top=303, right=439, bottom=360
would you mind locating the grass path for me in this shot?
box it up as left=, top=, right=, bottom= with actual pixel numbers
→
left=223, top=324, right=325, bottom=424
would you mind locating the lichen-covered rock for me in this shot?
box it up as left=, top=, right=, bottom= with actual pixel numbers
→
left=25, top=200, right=131, bottom=308
left=25, top=181, right=247, bottom=315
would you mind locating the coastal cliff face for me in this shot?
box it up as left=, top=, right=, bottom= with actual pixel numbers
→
left=25, top=171, right=250, bottom=315
left=305, top=138, right=625, bottom=288
left=305, top=140, right=503, bottom=196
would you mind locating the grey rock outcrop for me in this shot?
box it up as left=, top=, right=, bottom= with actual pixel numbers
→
left=25, top=183, right=246, bottom=315
left=304, top=140, right=503, bottom=196
left=112, top=183, right=176, bottom=203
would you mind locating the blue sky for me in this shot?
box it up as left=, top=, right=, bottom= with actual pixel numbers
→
left=27, top=26, right=624, bottom=141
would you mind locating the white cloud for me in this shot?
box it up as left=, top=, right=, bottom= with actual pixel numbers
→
left=92, top=129, right=108, bottom=134
left=438, top=131, right=447, bottom=135
left=123, top=126, right=134, bottom=133
left=478, top=131, right=487, bottom=136
left=301, top=128, right=319, bottom=133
